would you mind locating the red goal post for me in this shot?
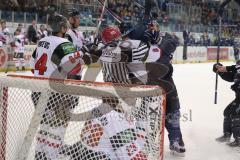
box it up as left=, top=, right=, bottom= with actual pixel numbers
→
left=0, top=75, right=166, bottom=160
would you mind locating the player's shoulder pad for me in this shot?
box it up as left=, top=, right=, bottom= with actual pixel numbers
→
left=59, top=42, right=76, bottom=55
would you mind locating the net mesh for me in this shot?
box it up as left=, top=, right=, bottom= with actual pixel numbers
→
left=0, top=76, right=165, bottom=160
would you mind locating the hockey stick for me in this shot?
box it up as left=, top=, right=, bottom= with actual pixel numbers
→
left=83, top=0, right=107, bottom=81
left=97, top=0, right=123, bottom=23
left=214, top=16, right=222, bottom=104
left=213, top=0, right=237, bottom=104
left=96, top=0, right=107, bottom=36
left=133, top=0, right=145, bottom=9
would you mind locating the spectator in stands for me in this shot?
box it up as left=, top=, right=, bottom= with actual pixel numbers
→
left=37, top=24, right=48, bottom=40
left=234, top=46, right=240, bottom=61
left=201, top=31, right=211, bottom=47
left=27, top=19, right=37, bottom=44
left=188, top=33, right=196, bottom=46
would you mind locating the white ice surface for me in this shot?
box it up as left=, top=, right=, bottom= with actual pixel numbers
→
left=1, top=62, right=239, bottom=160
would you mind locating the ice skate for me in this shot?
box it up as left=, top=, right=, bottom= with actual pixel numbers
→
left=227, top=137, right=240, bottom=147
left=170, top=139, right=186, bottom=157
left=216, top=133, right=231, bottom=143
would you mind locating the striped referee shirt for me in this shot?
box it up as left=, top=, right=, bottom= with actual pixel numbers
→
left=92, top=41, right=149, bottom=84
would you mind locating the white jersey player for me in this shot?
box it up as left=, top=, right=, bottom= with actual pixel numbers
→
left=30, top=14, right=89, bottom=160
left=0, top=20, right=10, bottom=44
left=65, top=8, right=85, bottom=80
left=31, top=35, right=82, bottom=77
left=12, top=29, right=25, bottom=71
left=60, top=109, right=148, bottom=160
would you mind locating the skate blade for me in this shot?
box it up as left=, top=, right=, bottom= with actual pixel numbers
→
left=170, top=150, right=185, bottom=157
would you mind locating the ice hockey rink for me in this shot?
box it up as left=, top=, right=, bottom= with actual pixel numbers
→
left=1, top=62, right=240, bottom=160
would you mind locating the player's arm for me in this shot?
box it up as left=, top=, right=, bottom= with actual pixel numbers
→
left=130, top=43, right=150, bottom=62
left=81, top=42, right=103, bottom=63
left=15, top=38, right=22, bottom=47
left=51, top=42, right=83, bottom=75
left=29, top=48, right=37, bottom=74
left=158, top=33, right=178, bottom=56
left=213, top=63, right=235, bottom=82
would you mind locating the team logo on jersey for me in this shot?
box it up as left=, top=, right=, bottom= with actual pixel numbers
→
left=61, top=43, right=76, bottom=55
left=80, top=121, right=104, bottom=147
left=110, top=128, right=136, bottom=151
left=152, top=48, right=160, bottom=52
left=126, top=143, right=148, bottom=160
left=131, top=151, right=148, bottom=160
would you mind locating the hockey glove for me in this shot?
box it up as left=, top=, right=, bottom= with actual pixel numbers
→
left=144, top=30, right=162, bottom=46
left=82, top=52, right=92, bottom=65
left=158, top=34, right=178, bottom=55
left=90, top=36, right=101, bottom=51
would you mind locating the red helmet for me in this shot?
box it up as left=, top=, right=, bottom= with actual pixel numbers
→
left=101, top=26, right=121, bottom=43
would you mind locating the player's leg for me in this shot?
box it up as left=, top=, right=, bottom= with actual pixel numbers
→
left=228, top=115, right=240, bottom=147
left=19, top=53, right=25, bottom=71
left=227, top=98, right=240, bottom=147
left=13, top=52, right=20, bottom=71
left=164, top=78, right=185, bottom=156
left=216, top=101, right=233, bottom=142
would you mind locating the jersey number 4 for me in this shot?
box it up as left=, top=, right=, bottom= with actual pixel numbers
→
left=35, top=53, right=47, bottom=75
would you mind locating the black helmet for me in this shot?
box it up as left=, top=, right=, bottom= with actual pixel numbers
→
left=67, top=8, right=80, bottom=18
left=48, top=14, right=68, bottom=33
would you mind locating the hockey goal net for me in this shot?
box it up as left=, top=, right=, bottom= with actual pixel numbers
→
left=0, top=75, right=165, bottom=160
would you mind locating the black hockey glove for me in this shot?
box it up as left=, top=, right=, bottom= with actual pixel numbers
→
left=90, top=36, right=101, bottom=50
left=143, top=30, right=162, bottom=46
left=81, top=45, right=90, bottom=54
left=158, top=33, right=178, bottom=55
left=213, top=63, right=223, bottom=73
left=82, top=52, right=92, bottom=65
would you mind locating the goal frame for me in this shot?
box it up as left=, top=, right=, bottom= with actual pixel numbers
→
left=0, top=75, right=166, bottom=160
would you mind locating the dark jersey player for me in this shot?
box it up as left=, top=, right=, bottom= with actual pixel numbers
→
left=214, top=62, right=240, bottom=148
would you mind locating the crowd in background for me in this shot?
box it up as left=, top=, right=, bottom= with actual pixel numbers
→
left=183, top=30, right=237, bottom=47
left=0, top=18, right=95, bottom=46
left=0, top=0, right=239, bottom=47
